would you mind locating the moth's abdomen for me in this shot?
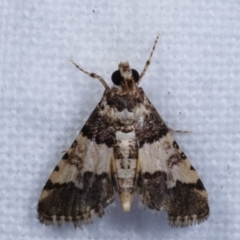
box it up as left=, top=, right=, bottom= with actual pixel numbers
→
left=112, top=131, right=138, bottom=211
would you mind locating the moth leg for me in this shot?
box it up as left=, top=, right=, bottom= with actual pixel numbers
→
left=169, top=128, right=192, bottom=134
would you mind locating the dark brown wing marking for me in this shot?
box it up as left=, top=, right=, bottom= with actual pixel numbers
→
left=37, top=94, right=115, bottom=227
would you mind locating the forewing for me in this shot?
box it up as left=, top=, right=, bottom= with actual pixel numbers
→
left=136, top=94, right=209, bottom=227
left=37, top=95, right=115, bottom=227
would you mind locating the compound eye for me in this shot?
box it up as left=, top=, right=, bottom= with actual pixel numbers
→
left=111, top=70, right=122, bottom=85
left=131, top=69, right=139, bottom=83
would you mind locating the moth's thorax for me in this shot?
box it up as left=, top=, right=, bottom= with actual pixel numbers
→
left=99, top=88, right=149, bottom=130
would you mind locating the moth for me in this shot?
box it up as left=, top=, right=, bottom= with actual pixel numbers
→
left=37, top=34, right=209, bottom=228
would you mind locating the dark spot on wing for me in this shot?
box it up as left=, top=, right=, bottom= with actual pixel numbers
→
left=181, top=152, right=187, bottom=159
left=62, top=152, right=69, bottom=160
left=53, top=165, right=60, bottom=172
left=71, top=140, right=78, bottom=148
left=173, top=141, right=179, bottom=149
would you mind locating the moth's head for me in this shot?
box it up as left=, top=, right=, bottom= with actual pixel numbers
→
left=111, top=62, right=139, bottom=88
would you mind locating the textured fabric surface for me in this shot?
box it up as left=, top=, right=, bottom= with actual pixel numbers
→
left=1, top=0, right=240, bottom=239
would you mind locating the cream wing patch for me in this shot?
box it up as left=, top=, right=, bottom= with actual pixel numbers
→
left=138, top=130, right=209, bottom=227
left=139, top=132, right=199, bottom=187
left=37, top=103, right=116, bottom=227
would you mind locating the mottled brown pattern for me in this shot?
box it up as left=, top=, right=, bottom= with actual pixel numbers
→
left=128, top=142, right=138, bottom=159
left=113, top=140, right=138, bottom=160
left=168, top=180, right=209, bottom=227
left=38, top=171, right=114, bottom=227
left=66, top=150, right=83, bottom=168
left=135, top=90, right=169, bottom=148
left=113, top=143, right=124, bottom=159
left=138, top=170, right=209, bottom=227
left=163, top=141, right=171, bottom=151
left=113, top=139, right=138, bottom=193
left=81, top=100, right=116, bottom=148
left=138, top=171, right=168, bottom=210
left=173, top=141, right=179, bottom=149
left=167, top=153, right=183, bottom=168
left=38, top=82, right=209, bottom=227
left=80, top=89, right=143, bottom=147
left=106, top=92, right=142, bottom=112
left=39, top=33, right=209, bottom=227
